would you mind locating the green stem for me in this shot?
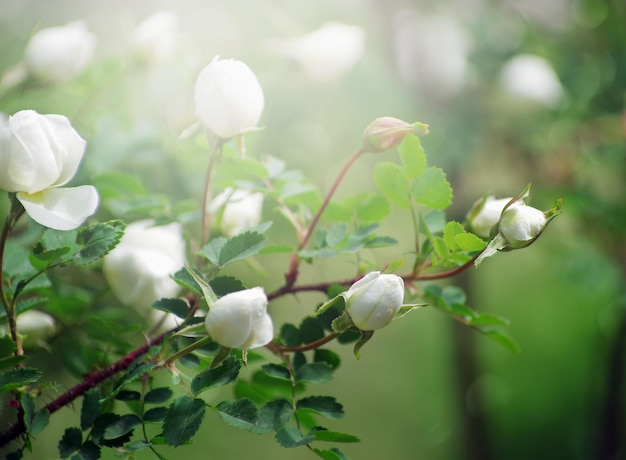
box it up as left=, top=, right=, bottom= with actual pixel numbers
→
left=164, top=335, right=214, bottom=366
left=200, top=136, right=223, bottom=247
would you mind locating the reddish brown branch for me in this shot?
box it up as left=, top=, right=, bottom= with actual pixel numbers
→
left=0, top=330, right=171, bottom=449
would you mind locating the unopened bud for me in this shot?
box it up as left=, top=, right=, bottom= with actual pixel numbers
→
left=499, top=203, right=547, bottom=248
left=361, top=117, right=429, bottom=153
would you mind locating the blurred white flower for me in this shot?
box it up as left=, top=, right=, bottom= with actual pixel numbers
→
left=500, top=54, right=563, bottom=107
left=466, top=196, right=513, bottom=238
left=24, top=21, right=96, bottom=83
left=194, top=57, right=264, bottom=138
left=0, top=110, right=99, bottom=230
left=204, top=287, right=273, bottom=351
left=103, top=220, right=186, bottom=311
left=344, top=271, right=405, bottom=331
left=393, top=12, right=472, bottom=98
left=131, top=10, right=180, bottom=63
left=0, top=310, right=57, bottom=349
left=267, top=22, right=365, bottom=82
left=209, top=188, right=264, bottom=237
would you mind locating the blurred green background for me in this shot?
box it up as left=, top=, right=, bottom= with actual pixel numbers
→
left=1, top=0, right=625, bottom=459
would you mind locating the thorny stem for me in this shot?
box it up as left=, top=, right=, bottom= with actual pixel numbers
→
left=283, top=148, right=365, bottom=288
left=0, top=328, right=173, bottom=448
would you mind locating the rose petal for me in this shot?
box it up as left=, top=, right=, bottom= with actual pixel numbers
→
left=17, top=185, right=99, bottom=230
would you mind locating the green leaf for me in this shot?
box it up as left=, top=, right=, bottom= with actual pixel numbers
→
left=91, top=414, right=132, bottom=447
left=398, top=134, right=427, bottom=179
left=296, top=363, right=333, bottom=383
left=0, top=367, right=41, bottom=393
left=216, top=398, right=258, bottom=430
left=81, top=388, right=101, bottom=430
left=191, top=356, right=241, bottom=395
left=411, top=167, right=453, bottom=209
left=312, top=429, right=360, bottom=443
left=313, top=349, right=341, bottom=370
left=355, top=194, right=391, bottom=222
left=297, top=396, right=344, bottom=419
left=143, top=407, right=168, bottom=423
left=74, top=220, right=125, bottom=265
left=110, top=362, right=156, bottom=399
left=198, top=237, right=227, bottom=265
left=443, top=221, right=466, bottom=250
left=21, top=393, right=49, bottom=435
left=59, top=427, right=82, bottom=458
left=71, top=441, right=100, bottom=460
left=373, top=162, right=410, bottom=209
left=151, top=298, right=189, bottom=319
left=325, top=224, right=347, bottom=248
left=163, top=396, right=206, bottom=446
left=144, top=387, right=174, bottom=404
left=171, top=267, right=202, bottom=294
left=313, top=447, right=349, bottom=460
left=280, top=323, right=301, bottom=347
left=0, top=336, right=16, bottom=358
left=29, top=246, right=71, bottom=270
left=218, top=231, right=266, bottom=267
left=300, top=317, right=325, bottom=343
left=262, top=363, right=291, bottom=381
left=275, top=426, right=315, bottom=448
left=251, top=399, right=293, bottom=434
left=183, top=265, right=218, bottom=306
left=455, top=232, right=487, bottom=252
left=480, top=329, right=520, bottom=353
left=103, top=414, right=141, bottom=439
left=209, top=276, right=246, bottom=297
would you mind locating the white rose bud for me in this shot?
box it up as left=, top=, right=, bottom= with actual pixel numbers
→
left=0, top=310, right=57, bottom=349
left=500, top=54, right=563, bottom=107
left=194, top=57, right=264, bottom=138
left=103, top=220, right=186, bottom=311
left=24, top=21, right=96, bottom=83
left=499, top=203, right=547, bottom=248
left=361, top=117, right=429, bottom=153
left=131, top=11, right=180, bottom=63
left=467, top=196, right=513, bottom=239
left=0, top=110, right=99, bottom=230
left=344, top=271, right=405, bottom=331
left=205, top=287, right=273, bottom=350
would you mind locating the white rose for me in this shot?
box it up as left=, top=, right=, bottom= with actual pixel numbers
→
left=344, top=271, right=405, bottom=331
left=499, top=203, right=547, bottom=248
left=24, top=21, right=96, bottom=83
left=0, top=110, right=99, bottom=230
left=209, top=188, right=264, bottom=237
left=131, top=11, right=180, bottom=63
left=267, top=22, right=365, bottom=82
left=467, top=196, right=513, bottom=239
left=194, top=57, right=264, bottom=138
left=204, top=287, right=273, bottom=350
left=103, top=220, right=186, bottom=310
left=500, top=54, right=563, bottom=107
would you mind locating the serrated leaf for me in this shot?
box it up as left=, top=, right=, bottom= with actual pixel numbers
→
left=398, top=134, right=427, bottom=179
left=313, top=448, right=348, bottom=460
left=297, top=396, right=344, bottom=419
left=81, top=388, right=101, bottom=430
left=280, top=323, right=301, bottom=347
left=198, top=237, right=227, bottom=265
left=275, top=426, right=315, bottom=448
left=144, top=387, right=173, bottom=404
left=143, top=407, right=168, bottom=423
left=209, top=276, right=245, bottom=297
left=29, top=246, right=71, bottom=270
left=191, top=356, right=241, bottom=395
left=296, top=363, right=333, bottom=383
left=216, top=398, right=258, bottom=430
left=59, top=427, right=82, bottom=458
left=443, top=221, right=466, bottom=250
left=312, top=429, right=360, bottom=443
left=373, top=162, right=410, bottom=209
left=21, top=393, right=49, bottom=435
left=163, top=396, right=206, bottom=446
left=110, top=362, right=156, bottom=399
left=115, top=390, right=141, bottom=401
left=262, top=363, right=291, bottom=381
left=454, top=233, right=487, bottom=252
left=0, top=367, right=41, bottom=393
left=251, top=399, right=293, bottom=434
left=71, top=441, right=101, bottom=460
left=356, top=194, right=391, bottom=222
left=151, top=298, right=189, bottom=319
left=313, top=349, right=341, bottom=370
left=218, top=231, right=266, bottom=267
left=171, top=267, right=202, bottom=294
left=0, top=336, right=16, bottom=359
left=74, top=220, right=125, bottom=265
left=411, top=167, right=452, bottom=209
left=103, top=414, right=141, bottom=439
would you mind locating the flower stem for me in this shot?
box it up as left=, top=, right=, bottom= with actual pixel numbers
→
left=200, top=136, right=223, bottom=247
left=282, top=148, right=365, bottom=288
